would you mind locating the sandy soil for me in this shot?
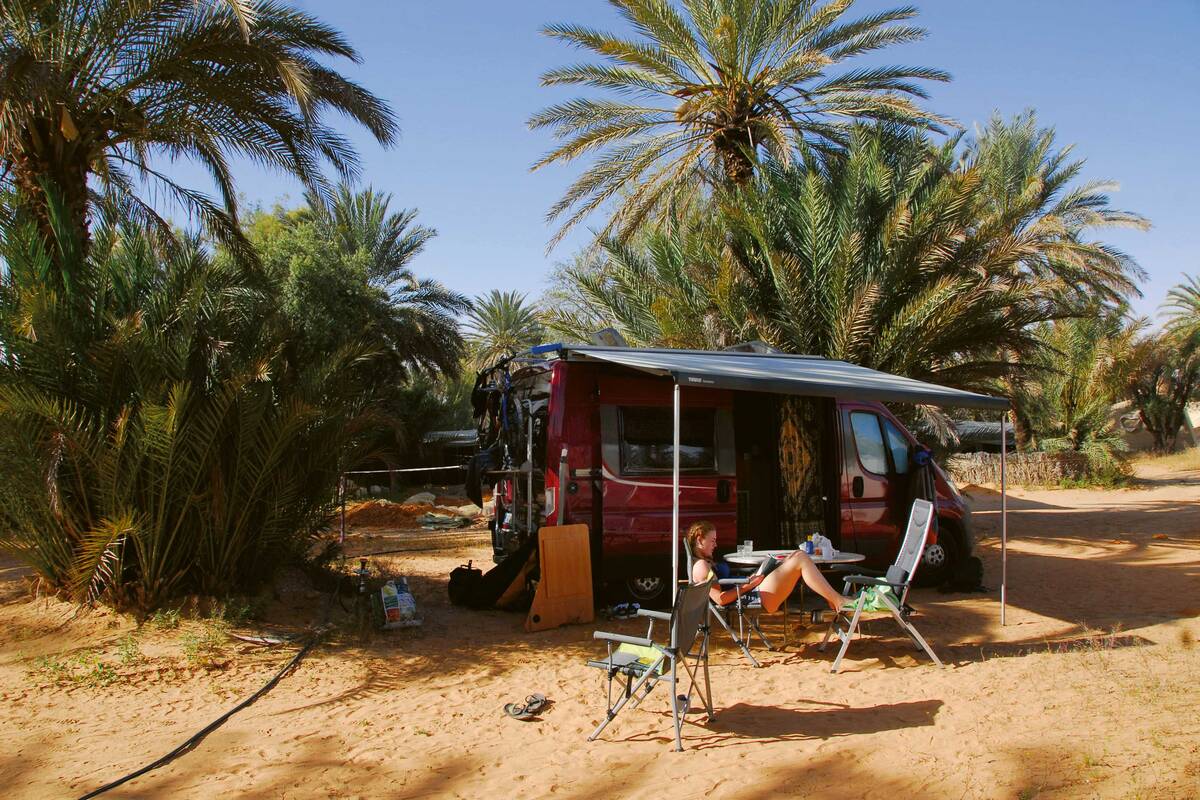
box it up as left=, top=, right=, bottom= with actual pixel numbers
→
left=2, top=466, right=1198, bottom=800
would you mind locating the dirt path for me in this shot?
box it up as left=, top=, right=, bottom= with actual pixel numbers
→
left=1, top=474, right=1198, bottom=799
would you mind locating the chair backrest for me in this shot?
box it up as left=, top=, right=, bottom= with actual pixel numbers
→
left=888, top=498, right=935, bottom=594
left=671, top=576, right=715, bottom=653
left=681, top=537, right=697, bottom=572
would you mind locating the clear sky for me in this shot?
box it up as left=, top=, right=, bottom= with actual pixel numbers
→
left=166, top=0, right=1200, bottom=321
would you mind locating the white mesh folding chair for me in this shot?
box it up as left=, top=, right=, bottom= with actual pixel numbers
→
left=586, top=576, right=715, bottom=751
left=819, top=498, right=945, bottom=673
left=682, top=540, right=784, bottom=667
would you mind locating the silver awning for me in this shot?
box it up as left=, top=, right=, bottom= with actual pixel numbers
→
left=547, top=345, right=1009, bottom=411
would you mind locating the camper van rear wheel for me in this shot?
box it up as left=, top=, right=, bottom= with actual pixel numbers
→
left=625, top=576, right=667, bottom=606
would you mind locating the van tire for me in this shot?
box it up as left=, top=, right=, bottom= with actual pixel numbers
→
left=623, top=576, right=669, bottom=607
left=916, top=520, right=960, bottom=587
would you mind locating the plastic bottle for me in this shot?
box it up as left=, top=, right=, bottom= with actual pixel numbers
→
left=395, top=576, right=417, bottom=620
left=805, top=535, right=814, bottom=555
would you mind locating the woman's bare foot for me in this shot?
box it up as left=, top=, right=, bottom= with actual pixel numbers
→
left=828, top=594, right=854, bottom=611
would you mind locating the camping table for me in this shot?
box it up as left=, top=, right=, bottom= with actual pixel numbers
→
left=723, top=549, right=867, bottom=624
left=723, top=549, right=866, bottom=568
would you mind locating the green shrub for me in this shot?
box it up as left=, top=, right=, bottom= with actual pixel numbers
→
left=0, top=218, right=370, bottom=610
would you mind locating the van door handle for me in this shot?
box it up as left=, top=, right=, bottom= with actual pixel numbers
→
left=716, top=479, right=731, bottom=503
left=852, top=476, right=864, bottom=498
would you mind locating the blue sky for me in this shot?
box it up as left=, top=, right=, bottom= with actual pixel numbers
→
left=167, top=0, right=1200, bottom=321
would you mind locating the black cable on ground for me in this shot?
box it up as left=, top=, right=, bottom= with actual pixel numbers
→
left=77, top=566, right=350, bottom=800
left=76, top=631, right=324, bottom=800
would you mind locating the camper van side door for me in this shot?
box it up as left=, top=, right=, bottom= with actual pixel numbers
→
left=843, top=406, right=901, bottom=566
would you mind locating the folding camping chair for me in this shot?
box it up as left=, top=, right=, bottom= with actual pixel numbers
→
left=819, top=498, right=945, bottom=673
left=682, top=539, right=785, bottom=667
left=586, top=576, right=715, bottom=751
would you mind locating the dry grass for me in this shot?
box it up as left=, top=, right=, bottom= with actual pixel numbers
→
left=1133, top=447, right=1200, bottom=472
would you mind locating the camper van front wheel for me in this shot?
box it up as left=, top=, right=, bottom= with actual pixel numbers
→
left=917, top=525, right=959, bottom=587
left=625, top=576, right=667, bottom=606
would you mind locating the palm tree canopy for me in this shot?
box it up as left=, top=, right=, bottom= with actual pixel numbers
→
left=300, top=185, right=438, bottom=297
left=968, top=111, right=1149, bottom=305
left=530, top=0, right=950, bottom=247
left=1163, top=273, right=1200, bottom=346
left=464, top=290, right=545, bottom=369
left=546, top=122, right=1148, bottom=398
left=0, top=0, right=397, bottom=256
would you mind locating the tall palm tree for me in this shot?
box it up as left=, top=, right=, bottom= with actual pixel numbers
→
left=0, top=0, right=397, bottom=260
left=968, top=111, right=1149, bottom=446
left=968, top=111, right=1149, bottom=305
left=464, top=290, right=545, bottom=368
left=530, top=0, right=950, bottom=246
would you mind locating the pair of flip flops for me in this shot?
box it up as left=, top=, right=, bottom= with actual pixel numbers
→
left=606, top=602, right=640, bottom=620
left=504, top=693, right=550, bottom=721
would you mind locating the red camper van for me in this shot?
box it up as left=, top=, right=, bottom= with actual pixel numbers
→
left=468, top=344, right=985, bottom=605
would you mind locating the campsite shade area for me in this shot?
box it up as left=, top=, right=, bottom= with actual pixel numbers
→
left=534, top=344, right=1014, bottom=623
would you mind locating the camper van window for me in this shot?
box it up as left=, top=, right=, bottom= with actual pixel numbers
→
left=850, top=411, right=889, bottom=475
left=882, top=419, right=911, bottom=474
left=619, top=407, right=717, bottom=475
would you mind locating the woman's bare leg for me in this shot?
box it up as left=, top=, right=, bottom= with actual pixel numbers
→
left=756, top=551, right=849, bottom=613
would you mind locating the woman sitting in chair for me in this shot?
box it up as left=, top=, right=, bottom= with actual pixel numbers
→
left=687, top=521, right=850, bottom=613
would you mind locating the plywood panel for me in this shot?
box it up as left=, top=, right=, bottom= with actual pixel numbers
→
left=525, top=524, right=594, bottom=632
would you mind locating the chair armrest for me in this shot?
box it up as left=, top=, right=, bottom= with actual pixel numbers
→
left=637, top=609, right=671, bottom=621
left=593, top=631, right=654, bottom=647
left=717, top=578, right=749, bottom=586
left=827, top=565, right=884, bottom=577
left=843, top=574, right=892, bottom=587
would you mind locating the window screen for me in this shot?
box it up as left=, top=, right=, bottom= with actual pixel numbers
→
left=620, top=407, right=717, bottom=474
left=883, top=419, right=911, bottom=474
left=850, top=412, right=888, bottom=475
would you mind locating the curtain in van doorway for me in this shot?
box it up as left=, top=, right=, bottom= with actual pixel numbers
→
left=776, top=397, right=826, bottom=547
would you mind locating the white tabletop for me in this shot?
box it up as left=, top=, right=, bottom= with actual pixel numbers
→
left=723, top=548, right=866, bottom=567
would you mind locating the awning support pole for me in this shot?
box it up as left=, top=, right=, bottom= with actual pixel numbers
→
left=1000, top=411, right=1008, bottom=626
left=672, top=381, right=681, bottom=603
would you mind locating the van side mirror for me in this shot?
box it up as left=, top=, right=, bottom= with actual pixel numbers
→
left=852, top=476, right=864, bottom=498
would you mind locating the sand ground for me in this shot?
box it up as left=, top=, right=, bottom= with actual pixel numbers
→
left=1, top=465, right=1198, bottom=799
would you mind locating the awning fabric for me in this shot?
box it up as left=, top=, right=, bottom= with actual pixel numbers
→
left=548, top=345, right=1009, bottom=411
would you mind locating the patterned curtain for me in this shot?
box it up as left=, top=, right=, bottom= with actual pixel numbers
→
left=776, top=396, right=826, bottom=547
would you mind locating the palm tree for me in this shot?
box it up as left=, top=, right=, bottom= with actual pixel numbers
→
left=0, top=0, right=397, bottom=261
left=530, top=0, right=950, bottom=246
left=300, top=185, right=467, bottom=375
left=464, top=290, right=545, bottom=368
left=543, top=219, right=750, bottom=349
left=968, top=111, right=1150, bottom=447
left=1164, top=273, right=1200, bottom=346
left=302, top=185, right=437, bottom=292
left=968, top=111, right=1148, bottom=306
left=1017, top=311, right=1140, bottom=476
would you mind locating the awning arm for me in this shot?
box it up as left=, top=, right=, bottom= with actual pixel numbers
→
left=672, top=380, right=681, bottom=602
left=1000, top=411, right=1008, bottom=626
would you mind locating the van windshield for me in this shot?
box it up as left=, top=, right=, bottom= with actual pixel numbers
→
left=619, top=407, right=717, bottom=474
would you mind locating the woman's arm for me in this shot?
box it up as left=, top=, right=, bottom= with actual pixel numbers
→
left=713, top=574, right=764, bottom=606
